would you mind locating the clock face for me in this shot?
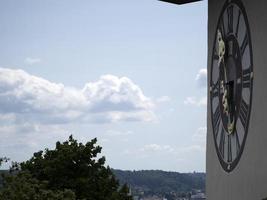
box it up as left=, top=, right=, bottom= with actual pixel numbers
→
left=210, top=0, right=253, bottom=172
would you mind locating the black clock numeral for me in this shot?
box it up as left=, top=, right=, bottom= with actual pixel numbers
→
left=219, top=128, right=225, bottom=158
left=240, top=33, right=249, bottom=56
left=213, top=105, right=221, bottom=137
left=235, top=130, right=241, bottom=155
left=235, top=10, right=241, bottom=36
left=228, top=40, right=234, bottom=56
left=211, top=80, right=219, bottom=98
left=239, top=98, right=249, bottom=128
left=242, top=68, right=251, bottom=88
left=212, top=89, right=219, bottom=99
left=227, top=135, right=232, bottom=162
left=219, top=18, right=226, bottom=38
left=227, top=5, right=234, bottom=33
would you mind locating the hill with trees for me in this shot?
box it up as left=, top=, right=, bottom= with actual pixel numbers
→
left=0, top=136, right=206, bottom=200
left=113, top=169, right=205, bottom=199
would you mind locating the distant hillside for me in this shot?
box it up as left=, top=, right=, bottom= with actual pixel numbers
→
left=113, top=169, right=205, bottom=197
left=1, top=169, right=206, bottom=198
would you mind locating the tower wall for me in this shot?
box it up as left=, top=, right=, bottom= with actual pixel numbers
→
left=207, top=0, right=267, bottom=199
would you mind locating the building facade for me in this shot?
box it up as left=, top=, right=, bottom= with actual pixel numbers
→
left=206, top=0, right=267, bottom=199
left=161, top=0, right=267, bottom=199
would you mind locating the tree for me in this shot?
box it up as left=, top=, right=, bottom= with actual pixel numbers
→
left=1, top=157, right=75, bottom=200
left=20, top=135, right=132, bottom=200
left=0, top=157, right=9, bottom=166
left=117, top=184, right=133, bottom=200
left=0, top=171, right=75, bottom=200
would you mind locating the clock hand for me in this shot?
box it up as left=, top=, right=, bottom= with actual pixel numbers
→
left=218, top=30, right=229, bottom=114
left=217, top=30, right=235, bottom=134
left=217, top=30, right=227, bottom=82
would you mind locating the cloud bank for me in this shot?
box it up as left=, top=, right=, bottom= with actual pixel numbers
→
left=0, top=68, right=155, bottom=124
left=195, top=68, right=207, bottom=88
left=184, top=68, right=207, bottom=107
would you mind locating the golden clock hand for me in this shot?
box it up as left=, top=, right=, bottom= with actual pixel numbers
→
left=217, top=30, right=235, bottom=134
left=218, top=30, right=229, bottom=114
left=217, top=30, right=227, bottom=82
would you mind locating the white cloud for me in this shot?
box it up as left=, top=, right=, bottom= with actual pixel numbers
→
left=184, top=96, right=207, bottom=107
left=192, top=127, right=207, bottom=142
left=24, top=57, right=41, bottom=65
left=195, top=68, right=207, bottom=88
left=185, top=126, right=207, bottom=155
left=0, top=68, right=156, bottom=124
left=183, top=69, right=207, bottom=107
left=156, top=96, right=171, bottom=103
left=0, top=122, right=69, bottom=163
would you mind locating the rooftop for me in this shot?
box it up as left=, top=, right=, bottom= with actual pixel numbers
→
left=159, top=0, right=202, bottom=5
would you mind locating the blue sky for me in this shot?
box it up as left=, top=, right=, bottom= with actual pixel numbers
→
left=0, top=0, right=207, bottom=172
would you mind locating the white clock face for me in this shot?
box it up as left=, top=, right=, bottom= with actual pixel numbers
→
left=210, top=0, right=253, bottom=172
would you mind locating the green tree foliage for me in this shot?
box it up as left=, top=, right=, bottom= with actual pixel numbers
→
left=0, top=157, right=74, bottom=200
left=0, top=171, right=75, bottom=200
left=117, top=184, right=133, bottom=200
left=19, top=135, right=132, bottom=200
left=0, top=157, right=9, bottom=166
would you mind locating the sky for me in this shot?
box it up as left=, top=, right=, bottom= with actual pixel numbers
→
left=0, top=0, right=207, bottom=172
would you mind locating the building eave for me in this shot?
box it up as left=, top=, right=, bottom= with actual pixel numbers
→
left=159, top=0, right=202, bottom=5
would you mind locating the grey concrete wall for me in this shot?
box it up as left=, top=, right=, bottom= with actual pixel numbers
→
left=206, top=0, right=267, bottom=199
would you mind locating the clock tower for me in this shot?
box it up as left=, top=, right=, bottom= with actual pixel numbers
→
left=207, top=0, right=267, bottom=199
left=160, top=0, right=267, bottom=199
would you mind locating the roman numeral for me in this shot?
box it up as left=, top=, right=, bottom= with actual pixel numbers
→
left=219, top=18, right=226, bottom=39
left=235, top=130, right=240, bottom=156
left=228, top=41, right=234, bottom=56
left=240, top=33, right=249, bottom=56
left=219, top=128, right=225, bottom=158
left=242, top=68, right=251, bottom=88
left=213, top=105, right=221, bottom=137
left=235, top=10, right=241, bottom=36
left=211, top=80, right=219, bottom=98
left=239, top=98, right=249, bottom=129
left=227, top=135, right=232, bottom=162
left=227, top=5, right=234, bottom=33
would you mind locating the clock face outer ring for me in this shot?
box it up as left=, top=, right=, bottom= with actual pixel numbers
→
left=210, top=0, right=253, bottom=173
